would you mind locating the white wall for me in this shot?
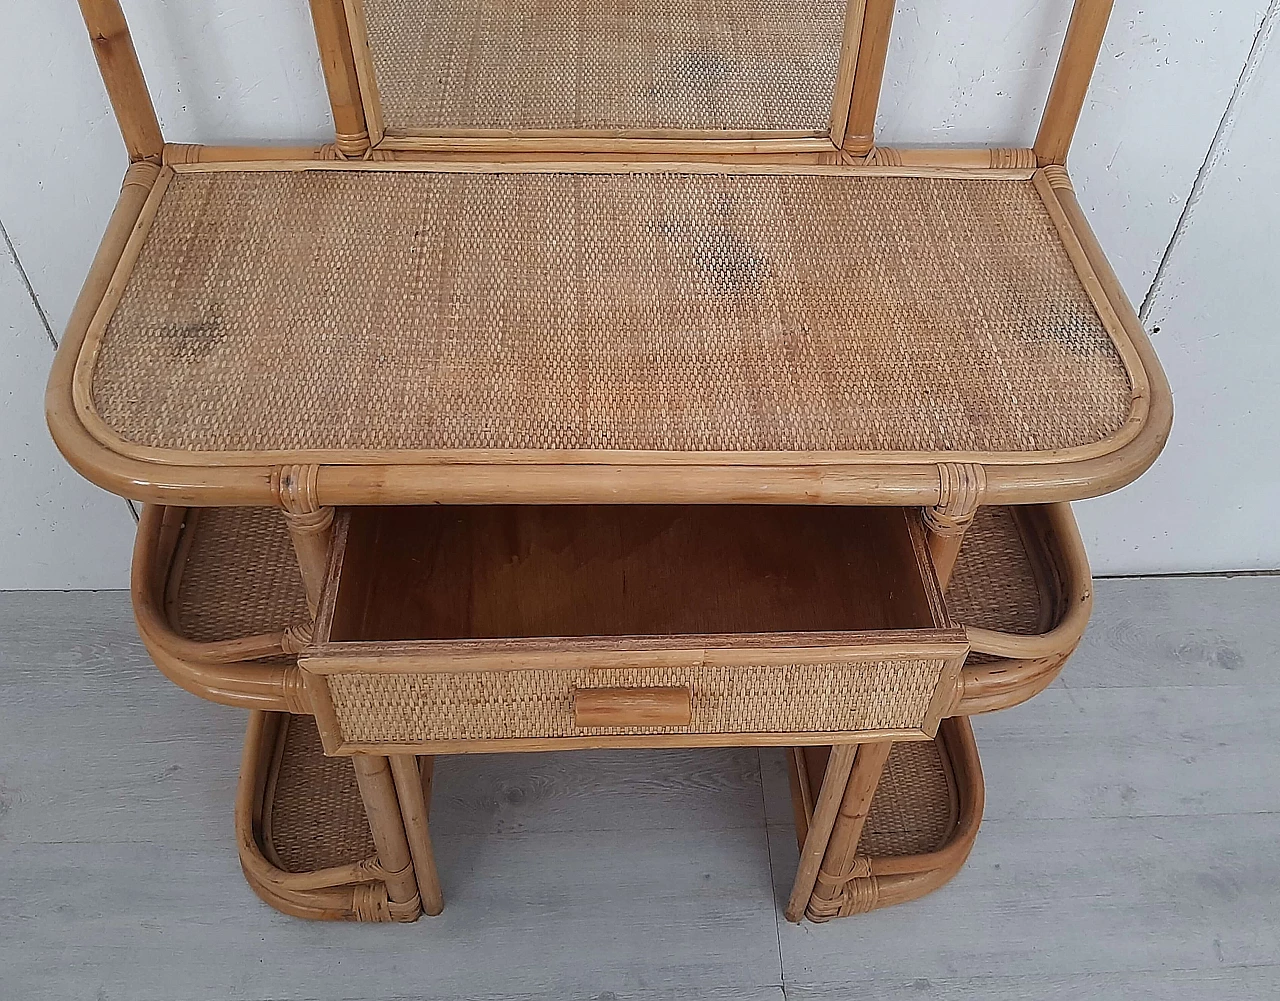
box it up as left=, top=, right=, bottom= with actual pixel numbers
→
left=1, top=0, right=1276, bottom=584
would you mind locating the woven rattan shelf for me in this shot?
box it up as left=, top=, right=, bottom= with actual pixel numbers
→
left=788, top=717, right=982, bottom=919
left=238, top=710, right=423, bottom=921
left=55, top=159, right=1170, bottom=509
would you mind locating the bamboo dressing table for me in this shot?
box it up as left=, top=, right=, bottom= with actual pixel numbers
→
left=50, top=0, right=1170, bottom=923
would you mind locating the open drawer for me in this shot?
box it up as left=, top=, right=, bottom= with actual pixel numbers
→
left=300, top=506, right=969, bottom=754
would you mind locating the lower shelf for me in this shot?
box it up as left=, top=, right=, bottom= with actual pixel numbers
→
left=236, top=711, right=415, bottom=922
left=788, top=717, right=984, bottom=918
left=236, top=707, right=981, bottom=922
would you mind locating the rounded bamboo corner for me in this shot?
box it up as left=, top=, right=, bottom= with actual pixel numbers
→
left=798, top=718, right=984, bottom=922
left=130, top=504, right=306, bottom=712
left=235, top=712, right=404, bottom=922
left=954, top=502, right=1093, bottom=716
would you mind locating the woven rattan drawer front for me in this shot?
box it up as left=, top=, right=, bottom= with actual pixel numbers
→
left=305, top=647, right=966, bottom=752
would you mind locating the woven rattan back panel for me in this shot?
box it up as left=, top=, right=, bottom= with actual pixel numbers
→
left=355, top=0, right=849, bottom=139
left=89, top=168, right=1133, bottom=458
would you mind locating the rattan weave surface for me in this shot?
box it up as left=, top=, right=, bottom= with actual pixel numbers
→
left=862, top=738, right=956, bottom=857
left=946, top=507, right=1049, bottom=636
left=172, top=508, right=309, bottom=642
left=264, top=715, right=378, bottom=873
left=361, top=0, right=845, bottom=133
left=92, top=170, right=1133, bottom=458
left=325, top=660, right=946, bottom=743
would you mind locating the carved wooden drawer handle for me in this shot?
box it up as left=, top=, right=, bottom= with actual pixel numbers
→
left=572, top=686, right=693, bottom=728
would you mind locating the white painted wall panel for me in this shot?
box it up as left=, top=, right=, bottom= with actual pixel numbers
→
left=0, top=1, right=127, bottom=336
left=0, top=2, right=1275, bottom=582
left=1076, top=10, right=1280, bottom=574
left=0, top=250, right=135, bottom=590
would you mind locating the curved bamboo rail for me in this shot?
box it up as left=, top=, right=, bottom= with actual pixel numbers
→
left=131, top=504, right=307, bottom=712
left=235, top=712, right=398, bottom=921
left=956, top=502, right=1093, bottom=715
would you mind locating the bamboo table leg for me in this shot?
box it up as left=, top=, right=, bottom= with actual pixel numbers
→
left=785, top=743, right=858, bottom=922
left=273, top=464, right=334, bottom=618
left=351, top=755, right=423, bottom=922
left=805, top=740, right=893, bottom=921
left=791, top=465, right=984, bottom=922
left=389, top=754, right=444, bottom=916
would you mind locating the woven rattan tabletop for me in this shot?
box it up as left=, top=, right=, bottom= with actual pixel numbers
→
left=55, top=160, right=1170, bottom=506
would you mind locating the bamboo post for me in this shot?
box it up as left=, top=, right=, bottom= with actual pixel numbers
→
left=389, top=755, right=445, bottom=916
left=77, top=0, right=163, bottom=162
left=1034, top=0, right=1115, bottom=166
left=785, top=743, right=858, bottom=921
left=272, top=465, right=335, bottom=618
left=351, top=755, right=422, bottom=921
left=805, top=740, right=893, bottom=920
left=840, top=0, right=896, bottom=155
left=925, top=463, right=986, bottom=590
left=307, top=0, right=371, bottom=156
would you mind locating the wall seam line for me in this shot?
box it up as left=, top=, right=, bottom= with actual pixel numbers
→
left=1, top=215, right=59, bottom=350
left=2, top=215, right=138, bottom=527
left=1139, top=1, right=1280, bottom=323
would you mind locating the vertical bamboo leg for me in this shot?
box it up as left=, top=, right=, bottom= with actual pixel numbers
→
left=308, top=0, right=371, bottom=156
left=351, top=755, right=422, bottom=922
left=273, top=464, right=334, bottom=617
left=785, top=743, right=858, bottom=922
left=77, top=0, right=164, bottom=162
left=389, top=755, right=444, bottom=916
left=840, top=0, right=896, bottom=155
left=805, top=740, right=893, bottom=921
left=925, top=463, right=986, bottom=591
left=1034, top=0, right=1116, bottom=166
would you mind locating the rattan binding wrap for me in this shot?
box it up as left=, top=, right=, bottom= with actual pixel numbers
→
left=91, top=170, right=1132, bottom=457
left=263, top=715, right=377, bottom=871
left=360, top=0, right=846, bottom=134
left=325, top=660, right=946, bottom=743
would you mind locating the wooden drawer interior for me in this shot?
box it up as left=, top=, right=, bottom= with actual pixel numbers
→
left=325, top=505, right=946, bottom=642
left=304, top=506, right=968, bottom=752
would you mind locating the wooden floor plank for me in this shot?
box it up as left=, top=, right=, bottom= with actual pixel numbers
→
left=769, top=813, right=1280, bottom=983
left=3, top=577, right=1280, bottom=999
left=0, top=829, right=783, bottom=1001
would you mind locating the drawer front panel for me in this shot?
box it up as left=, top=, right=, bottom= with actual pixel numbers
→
left=321, top=658, right=951, bottom=745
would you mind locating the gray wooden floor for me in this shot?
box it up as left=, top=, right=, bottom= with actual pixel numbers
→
left=2, top=577, right=1278, bottom=1000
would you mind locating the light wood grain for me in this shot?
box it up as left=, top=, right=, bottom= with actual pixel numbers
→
left=573, top=687, right=693, bottom=728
